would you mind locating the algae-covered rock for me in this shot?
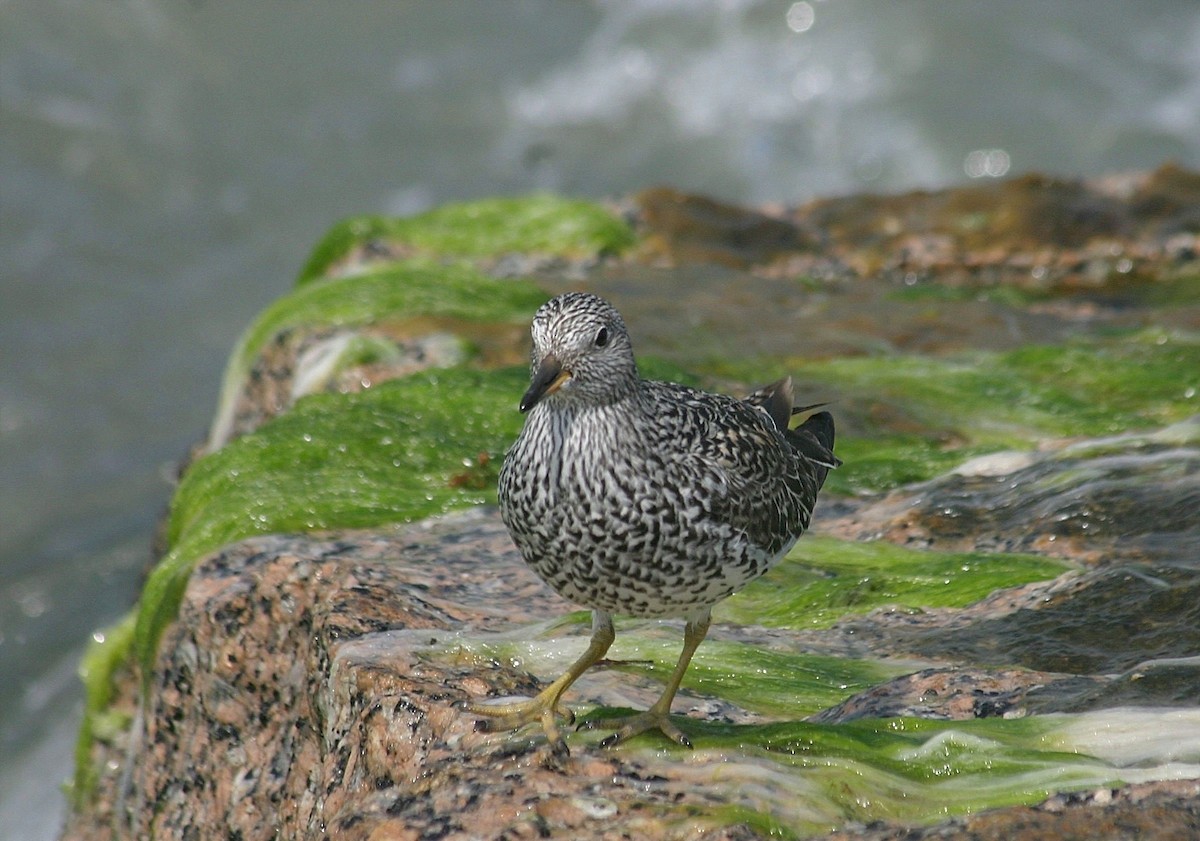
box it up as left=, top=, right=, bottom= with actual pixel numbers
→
left=65, top=179, right=1200, bottom=840
left=61, top=517, right=1200, bottom=841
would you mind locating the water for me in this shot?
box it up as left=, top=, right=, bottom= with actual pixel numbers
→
left=2, top=1, right=1198, bottom=837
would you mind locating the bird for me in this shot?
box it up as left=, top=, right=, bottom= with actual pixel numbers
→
left=467, top=292, right=839, bottom=754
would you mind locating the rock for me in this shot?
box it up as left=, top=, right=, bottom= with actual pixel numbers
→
left=824, top=418, right=1200, bottom=565
left=63, top=509, right=1200, bottom=841
left=633, top=186, right=820, bottom=268
left=810, top=779, right=1200, bottom=841
left=62, top=516, right=771, bottom=840
left=64, top=181, right=1200, bottom=840
left=808, top=667, right=1097, bottom=723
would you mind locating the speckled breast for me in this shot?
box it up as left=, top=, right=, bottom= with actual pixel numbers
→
left=498, top=406, right=781, bottom=618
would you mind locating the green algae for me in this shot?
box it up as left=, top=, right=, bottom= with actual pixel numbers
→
left=609, top=637, right=905, bottom=719
left=141, top=367, right=532, bottom=679
left=208, top=260, right=548, bottom=448
left=676, top=716, right=1118, bottom=830
left=717, top=536, right=1071, bottom=631
left=578, top=709, right=1195, bottom=835
left=459, top=623, right=905, bottom=721
left=827, top=435, right=995, bottom=494
left=692, top=716, right=1072, bottom=781
left=709, top=328, right=1200, bottom=494
left=619, top=711, right=1198, bottom=835
left=297, top=194, right=636, bottom=285
left=469, top=629, right=1200, bottom=832
left=71, top=612, right=136, bottom=807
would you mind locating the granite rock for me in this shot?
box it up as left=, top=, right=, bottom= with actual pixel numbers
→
left=63, top=515, right=775, bottom=840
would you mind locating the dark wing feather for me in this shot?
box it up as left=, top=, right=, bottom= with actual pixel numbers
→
left=787, top=411, right=840, bottom=474
left=645, top=379, right=839, bottom=558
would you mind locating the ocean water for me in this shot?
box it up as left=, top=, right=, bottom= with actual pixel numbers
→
left=2, top=1, right=1198, bottom=837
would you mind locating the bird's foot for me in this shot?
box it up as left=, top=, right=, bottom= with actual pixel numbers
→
left=581, top=708, right=693, bottom=749
left=464, top=692, right=576, bottom=756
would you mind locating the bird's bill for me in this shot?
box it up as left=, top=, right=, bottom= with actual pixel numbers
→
left=520, top=354, right=572, bottom=413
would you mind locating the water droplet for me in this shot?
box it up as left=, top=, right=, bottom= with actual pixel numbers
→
left=785, top=2, right=815, bottom=33
left=964, top=148, right=1011, bottom=178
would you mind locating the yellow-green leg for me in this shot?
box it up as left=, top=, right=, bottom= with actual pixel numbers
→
left=587, top=609, right=711, bottom=749
left=466, top=611, right=615, bottom=755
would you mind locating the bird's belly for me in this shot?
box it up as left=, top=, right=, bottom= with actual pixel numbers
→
left=509, top=498, right=781, bottom=619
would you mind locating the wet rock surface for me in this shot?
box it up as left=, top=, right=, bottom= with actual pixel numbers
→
left=824, top=421, right=1200, bottom=564
left=812, top=779, right=1200, bottom=841
left=808, top=419, right=1200, bottom=710
left=778, top=164, right=1199, bottom=292
left=63, top=507, right=1200, bottom=840
left=64, top=174, right=1199, bottom=839
left=60, top=518, right=839, bottom=841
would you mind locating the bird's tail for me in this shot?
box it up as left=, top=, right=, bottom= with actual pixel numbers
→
left=787, top=411, right=840, bottom=489
left=746, top=377, right=841, bottom=488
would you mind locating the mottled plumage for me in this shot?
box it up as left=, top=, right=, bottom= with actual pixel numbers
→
left=471, top=292, right=839, bottom=754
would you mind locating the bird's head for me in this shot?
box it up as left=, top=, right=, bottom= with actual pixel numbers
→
left=520, top=292, right=639, bottom=413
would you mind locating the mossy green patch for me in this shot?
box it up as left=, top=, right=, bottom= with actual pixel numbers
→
left=71, top=612, right=136, bottom=808
left=832, top=332, right=1193, bottom=440
left=464, top=626, right=1198, bottom=831
left=594, top=712, right=1185, bottom=834
left=208, top=260, right=547, bottom=448
left=460, top=623, right=904, bottom=720
left=696, top=716, right=1072, bottom=779
left=141, top=366, right=533, bottom=679
left=827, top=435, right=996, bottom=494
left=297, top=194, right=635, bottom=285
left=709, top=328, right=1199, bottom=494
left=677, top=716, right=1116, bottom=828
left=609, top=637, right=905, bottom=719
left=718, top=536, right=1071, bottom=631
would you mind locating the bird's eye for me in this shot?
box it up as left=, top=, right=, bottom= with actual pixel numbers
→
left=594, top=326, right=610, bottom=348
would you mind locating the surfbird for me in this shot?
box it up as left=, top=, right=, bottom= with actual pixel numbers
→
left=469, top=292, right=839, bottom=754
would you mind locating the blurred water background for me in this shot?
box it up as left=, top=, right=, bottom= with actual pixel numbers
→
left=1, top=1, right=1198, bottom=837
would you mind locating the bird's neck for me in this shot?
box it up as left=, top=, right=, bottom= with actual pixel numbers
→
left=528, top=388, right=645, bottom=447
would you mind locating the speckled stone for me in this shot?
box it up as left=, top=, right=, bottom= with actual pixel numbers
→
left=61, top=508, right=1200, bottom=841
left=61, top=513, right=800, bottom=841
left=809, top=667, right=1099, bottom=724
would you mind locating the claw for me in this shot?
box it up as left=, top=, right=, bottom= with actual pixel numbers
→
left=461, top=612, right=618, bottom=754
left=465, top=696, right=574, bottom=733
left=549, top=732, right=572, bottom=759
left=587, top=709, right=693, bottom=749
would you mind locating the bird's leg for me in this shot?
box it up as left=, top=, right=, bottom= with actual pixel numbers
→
left=585, top=609, right=711, bottom=749
left=466, top=611, right=615, bottom=755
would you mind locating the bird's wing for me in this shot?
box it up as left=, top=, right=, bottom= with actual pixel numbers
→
left=645, top=381, right=815, bottom=554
